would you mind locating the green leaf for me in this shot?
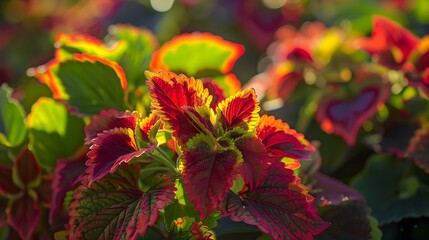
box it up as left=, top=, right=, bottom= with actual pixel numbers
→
left=108, top=25, right=158, bottom=90
left=0, top=84, right=26, bottom=147
left=351, top=153, right=429, bottom=224
left=69, top=164, right=176, bottom=240
left=164, top=202, right=221, bottom=231
left=56, top=54, right=128, bottom=115
left=27, top=97, right=85, bottom=169
left=150, top=32, right=244, bottom=76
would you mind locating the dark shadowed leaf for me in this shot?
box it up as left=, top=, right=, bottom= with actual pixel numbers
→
left=14, top=148, right=40, bottom=188
left=312, top=173, right=365, bottom=206
left=183, top=133, right=240, bottom=219
left=351, top=153, right=429, bottom=224
left=50, top=152, right=88, bottom=223
left=0, top=84, right=26, bottom=147
left=224, top=162, right=329, bottom=240
left=0, top=197, right=7, bottom=227
left=406, top=126, right=429, bottom=173
left=86, top=127, right=156, bottom=184
left=27, top=97, right=85, bottom=169
left=0, top=165, right=20, bottom=196
left=69, top=165, right=176, bottom=240
left=7, top=192, right=41, bottom=240
left=316, top=201, right=378, bottom=240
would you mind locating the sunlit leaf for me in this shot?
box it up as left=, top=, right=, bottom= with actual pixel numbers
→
left=256, top=115, right=314, bottom=160
left=54, top=32, right=124, bottom=61
left=169, top=217, right=215, bottom=240
left=86, top=127, right=156, bottom=184
left=150, top=32, right=244, bottom=76
left=27, top=97, right=85, bottom=169
left=34, top=54, right=128, bottom=115
left=183, top=133, right=240, bottom=219
left=0, top=84, right=26, bottom=147
left=7, top=192, right=41, bottom=240
left=146, top=70, right=214, bottom=146
left=69, top=165, right=176, bottom=239
left=107, top=24, right=158, bottom=90
left=224, top=162, right=329, bottom=240
left=356, top=16, right=419, bottom=69
left=216, top=89, right=260, bottom=132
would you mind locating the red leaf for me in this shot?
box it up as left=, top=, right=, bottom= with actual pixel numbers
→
left=15, top=147, right=41, bottom=187
left=224, top=162, right=329, bottom=240
left=235, top=135, right=269, bottom=192
left=84, top=109, right=135, bottom=144
left=256, top=115, right=314, bottom=160
left=7, top=192, right=41, bottom=240
left=316, top=80, right=390, bottom=145
left=0, top=165, right=20, bottom=195
left=50, top=153, right=88, bottom=223
left=69, top=165, right=176, bottom=240
left=357, top=16, right=419, bottom=69
left=216, top=89, right=260, bottom=132
left=183, top=134, right=240, bottom=219
left=202, top=78, right=226, bottom=109
left=146, top=70, right=213, bottom=146
left=86, top=127, right=156, bottom=184
left=406, top=126, right=429, bottom=173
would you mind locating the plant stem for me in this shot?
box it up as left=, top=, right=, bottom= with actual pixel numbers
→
left=151, top=148, right=178, bottom=174
left=140, top=166, right=170, bottom=176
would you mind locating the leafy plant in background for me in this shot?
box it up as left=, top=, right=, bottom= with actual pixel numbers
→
left=248, top=15, right=429, bottom=239
left=0, top=25, right=330, bottom=239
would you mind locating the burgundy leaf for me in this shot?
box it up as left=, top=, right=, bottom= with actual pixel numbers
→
left=0, top=165, right=20, bottom=195
left=235, top=135, right=269, bottom=192
left=50, top=153, right=88, bottom=223
left=69, top=165, right=176, bottom=240
left=316, top=78, right=390, bottom=145
left=256, top=115, right=314, bottom=160
left=86, top=127, right=157, bottom=184
left=7, top=192, right=41, bottom=240
left=37, top=175, right=52, bottom=207
left=84, top=109, right=136, bottom=144
left=15, top=147, right=41, bottom=187
left=183, top=134, right=240, bottom=219
left=311, top=173, right=365, bottom=206
left=224, top=162, right=329, bottom=240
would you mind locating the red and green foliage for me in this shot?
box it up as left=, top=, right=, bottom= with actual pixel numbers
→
left=2, top=3, right=429, bottom=238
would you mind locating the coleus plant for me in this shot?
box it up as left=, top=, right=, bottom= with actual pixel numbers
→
left=0, top=24, right=330, bottom=239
